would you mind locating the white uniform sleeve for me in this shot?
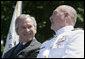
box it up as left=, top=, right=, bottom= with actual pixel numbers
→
left=62, top=30, right=84, bottom=58
left=37, top=40, right=49, bottom=58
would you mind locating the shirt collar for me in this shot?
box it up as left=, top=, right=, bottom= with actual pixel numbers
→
left=55, top=26, right=74, bottom=36
left=19, top=42, right=27, bottom=45
left=22, top=42, right=27, bottom=45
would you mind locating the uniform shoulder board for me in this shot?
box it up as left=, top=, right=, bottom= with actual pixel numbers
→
left=72, top=28, right=84, bottom=31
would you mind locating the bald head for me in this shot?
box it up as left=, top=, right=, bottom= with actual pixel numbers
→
left=55, top=5, right=77, bottom=26
left=50, top=5, right=78, bottom=31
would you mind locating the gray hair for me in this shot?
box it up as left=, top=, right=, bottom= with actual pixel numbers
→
left=59, top=5, right=77, bottom=26
left=15, top=14, right=37, bottom=29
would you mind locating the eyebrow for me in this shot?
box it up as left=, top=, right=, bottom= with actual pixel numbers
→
left=53, top=11, right=57, bottom=14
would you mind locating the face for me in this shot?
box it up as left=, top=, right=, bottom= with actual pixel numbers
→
left=50, top=7, right=65, bottom=31
left=16, top=18, right=36, bottom=42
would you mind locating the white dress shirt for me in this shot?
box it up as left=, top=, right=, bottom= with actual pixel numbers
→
left=37, top=26, right=84, bottom=58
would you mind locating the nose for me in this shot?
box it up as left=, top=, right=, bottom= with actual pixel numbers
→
left=25, top=28, right=30, bottom=32
left=50, top=15, right=53, bottom=21
left=50, top=15, right=52, bottom=20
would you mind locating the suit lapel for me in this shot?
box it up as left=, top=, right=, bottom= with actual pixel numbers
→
left=20, top=38, right=36, bottom=52
left=4, top=44, right=19, bottom=58
left=16, top=38, right=36, bottom=56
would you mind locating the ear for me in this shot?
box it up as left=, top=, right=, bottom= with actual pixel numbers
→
left=63, top=12, right=68, bottom=25
left=64, top=12, right=69, bottom=22
left=64, top=12, right=69, bottom=17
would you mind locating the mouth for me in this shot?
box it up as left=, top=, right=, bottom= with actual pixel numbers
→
left=50, top=20, right=54, bottom=24
left=23, top=32, right=31, bottom=36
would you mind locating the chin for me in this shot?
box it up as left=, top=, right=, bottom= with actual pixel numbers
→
left=23, top=39, right=31, bottom=42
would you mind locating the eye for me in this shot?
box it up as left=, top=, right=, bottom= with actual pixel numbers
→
left=21, top=26, right=26, bottom=29
left=27, top=25, right=32, bottom=29
left=53, top=11, right=57, bottom=15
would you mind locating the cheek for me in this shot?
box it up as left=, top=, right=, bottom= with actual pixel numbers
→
left=18, top=29, right=24, bottom=36
left=34, top=30, right=37, bottom=34
left=32, top=29, right=36, bottom=35
left=31, top=28, right=37, bottom=36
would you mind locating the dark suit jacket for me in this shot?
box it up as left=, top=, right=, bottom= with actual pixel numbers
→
left=3, top=38, right=41, bottom=58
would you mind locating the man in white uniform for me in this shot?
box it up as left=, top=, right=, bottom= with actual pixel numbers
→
left=37, top=5, right=84, bottom=58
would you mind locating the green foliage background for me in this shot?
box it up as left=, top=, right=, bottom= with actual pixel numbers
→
left=1, top=1, right=84, bottom=56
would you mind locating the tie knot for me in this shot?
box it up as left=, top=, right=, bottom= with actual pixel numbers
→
left=18, top=43, right=24, bottom=48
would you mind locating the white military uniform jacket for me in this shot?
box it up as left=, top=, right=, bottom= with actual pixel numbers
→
left=37, top=26, right=84, bottom=58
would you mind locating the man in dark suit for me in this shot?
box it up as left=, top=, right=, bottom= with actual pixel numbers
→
left=3, top=14, right=41, bottom=58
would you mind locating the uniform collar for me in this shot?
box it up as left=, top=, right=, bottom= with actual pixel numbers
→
left=55, top=26, right=74, bottom=36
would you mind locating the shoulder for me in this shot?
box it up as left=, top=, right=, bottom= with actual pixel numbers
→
left=31, top=38, right=41, bottom=49
left=67, top=28, right=84, bottom=42
left=67, top=28, right=84, bottom=36
left=74, top=28, right=84, bottom=31
left=34, top=39, right=41, bottom=46
left=40, top=39, right=50, bottom=48
left=3, top=45, right=17, bottom=58
left=42, top=40, right=49, bottom=45
left=64, top=28, right=84, bottom=43
left=71, top=28, right=84, bottom=36
left=32, top=38, right=41, bottom=45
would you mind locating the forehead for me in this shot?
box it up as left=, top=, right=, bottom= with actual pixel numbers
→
left=54, top=6, right=62, bottom=12
left=19, top=18, right=33, bottom=25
